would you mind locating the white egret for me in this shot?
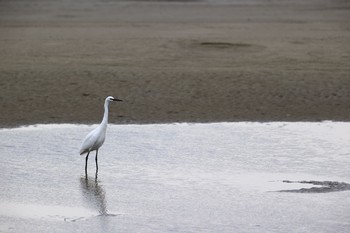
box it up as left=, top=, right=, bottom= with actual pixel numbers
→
left=80, top=96, right=122, bottom=176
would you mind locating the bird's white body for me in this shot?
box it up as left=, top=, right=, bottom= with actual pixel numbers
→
left=79, top=96, right=122, bottom=176
left=79, top=124, right=107, bottom=155
left=80, top=97, right=111, bottom=155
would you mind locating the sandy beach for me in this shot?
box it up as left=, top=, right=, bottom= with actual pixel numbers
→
left=0, top=0, right=349, bottom=127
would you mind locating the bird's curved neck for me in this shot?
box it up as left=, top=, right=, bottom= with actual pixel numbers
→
left=101, top=101, right=109, bottom=126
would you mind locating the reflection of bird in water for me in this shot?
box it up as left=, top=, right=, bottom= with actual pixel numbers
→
left=80, top=176, right=107, bottom=215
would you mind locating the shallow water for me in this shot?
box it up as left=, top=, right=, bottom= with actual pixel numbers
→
left=0, top=122, right=349, bottom=232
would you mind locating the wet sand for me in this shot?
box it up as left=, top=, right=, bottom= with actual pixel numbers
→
left=0, top=0, right=349, bottom=127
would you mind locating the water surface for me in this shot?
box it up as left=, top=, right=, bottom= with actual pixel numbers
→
left=0, top=122, right=349, bottom=232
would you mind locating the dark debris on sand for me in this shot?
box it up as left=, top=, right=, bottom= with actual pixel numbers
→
left=279, top=180, right=350, bottom=193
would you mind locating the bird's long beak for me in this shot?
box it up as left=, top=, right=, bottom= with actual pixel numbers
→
left=112, top=98, right=123, bottom=102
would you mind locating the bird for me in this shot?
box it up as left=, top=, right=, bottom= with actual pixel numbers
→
left=80, top=96, right=122, bottom=177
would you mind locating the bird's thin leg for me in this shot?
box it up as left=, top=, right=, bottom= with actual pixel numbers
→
left=85, top=151, right=90, bottom=177
left=95, top=149, right=99, bottom=177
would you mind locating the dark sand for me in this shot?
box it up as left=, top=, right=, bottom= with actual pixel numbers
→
left=0, top=0, right=349, bottom=127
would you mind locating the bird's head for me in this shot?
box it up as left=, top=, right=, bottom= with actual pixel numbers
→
left=106, top=96, right=122, bottom=102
